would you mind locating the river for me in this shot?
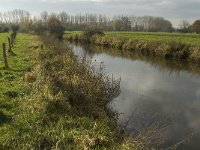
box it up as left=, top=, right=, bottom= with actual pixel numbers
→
left=71, top=43, right=200, bottom=149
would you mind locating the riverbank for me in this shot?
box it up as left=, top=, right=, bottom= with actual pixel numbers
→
left=0, top=33, right=147, bottom=149
left=65, top=31, right=200, bottom=63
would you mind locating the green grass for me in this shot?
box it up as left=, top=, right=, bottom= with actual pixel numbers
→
left=65, top=31, right=200, bottom=46
left=0, top=33, right=34, bottom=147
left=107, top=32, right=200, bottom=46
left=0, top=33, right=32, bottom=109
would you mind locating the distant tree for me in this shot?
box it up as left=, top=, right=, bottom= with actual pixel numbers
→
left=32, top=20, right=46, bottom=35
left=112, top=16, right=131, bottom=31
left=178, top=20, right=190, bottom=33
left=147, top=17, right=173, bottom=32
left=46, top=16, right=65, bottom=39
left=11, top=24, right=19, bottom=33
left=2, top=26, right=9, bottom=32
left=121, top=17, right=132, bottom=31
left=0, top=10, right=176, bottom=33
left=10, top=24, right=20, bottom=38
left=190, top=20, right=200, bottom=34
left=41, top=11, right=48, bottom=23
left=113, top=19, right=122, bottom=31
left=58, top=11, right=69, bottom=25
left=129, top=16, right=173, bottom=32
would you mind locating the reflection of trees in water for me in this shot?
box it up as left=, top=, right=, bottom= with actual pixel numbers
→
left=78, top=43, right=200, bottom=76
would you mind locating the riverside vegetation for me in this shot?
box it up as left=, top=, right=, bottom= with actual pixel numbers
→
left=65, top=31, right=200, bottom=63
left=1, top=33, right=164, bottom=149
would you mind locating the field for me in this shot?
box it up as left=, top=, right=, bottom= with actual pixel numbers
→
left=107, top=32, right=200, bottom=46
left=0, top=33, right=32, bottom=124
left=65, top=31, right=200, bottom=46
left=0, top=33, right=34, bottom=147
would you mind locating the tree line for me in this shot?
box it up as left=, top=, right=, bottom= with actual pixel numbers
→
left=0, top=9, right=173, bottom=32
left=0, top=9, right=200, bottom=34
left=179, top=20, right=200, bottom=33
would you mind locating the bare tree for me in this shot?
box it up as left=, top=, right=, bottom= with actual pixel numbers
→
left=179, top=20, right=190, bottom=33
left=41, top=11, right=48, bottom=23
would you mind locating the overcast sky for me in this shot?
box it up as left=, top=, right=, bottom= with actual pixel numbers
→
left=0, top=0, right=200, bottom=27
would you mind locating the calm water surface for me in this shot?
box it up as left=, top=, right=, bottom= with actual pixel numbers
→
left=72, top=44, right=200, bottom=149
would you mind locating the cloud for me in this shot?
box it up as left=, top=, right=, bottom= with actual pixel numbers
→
left=0, top=0, right=200, bottom=26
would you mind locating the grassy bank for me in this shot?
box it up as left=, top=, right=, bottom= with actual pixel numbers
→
left=65, top=31, right=200, bottom=63
left=1, top=33, right=151, bottom=149
left=0, top=33, right=33, bottom=147
left=106, top=32, right=200, bottom=46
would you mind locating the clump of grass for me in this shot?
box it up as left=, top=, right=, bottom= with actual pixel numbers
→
left=190, top=46, right=200, bottom=63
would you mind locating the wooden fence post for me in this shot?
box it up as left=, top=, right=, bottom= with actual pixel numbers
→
left=8, top=37, right=12, bottom=53
left=2, top=43, right=9, bottom=68
left=10, top=35, right=14, bottom=48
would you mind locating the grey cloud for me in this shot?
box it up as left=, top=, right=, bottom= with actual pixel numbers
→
left=0, top=0, right=200, bottom=26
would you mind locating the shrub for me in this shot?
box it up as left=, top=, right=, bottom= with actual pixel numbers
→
left=190, top=20, right=200, bottom=34
left=83, top=27, right=104, bottom=42
left=32, top=21, right=46, bottom=35
left=0, top=26, right=10, bottom=32
left=46, top=17, right=65, bottom=40
left=11, top=24, right=19, bottom=33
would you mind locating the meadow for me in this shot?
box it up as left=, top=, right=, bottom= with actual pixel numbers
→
left=0, top=33, right=34, bottom=147
left=65, top=31, right=200, bottom=46
left=106, top=32, right=200, bottom=46
left=0, top=33, right=32, bottom=125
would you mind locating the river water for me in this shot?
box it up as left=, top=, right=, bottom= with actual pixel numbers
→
left=71, top=43, right=200, bottom=149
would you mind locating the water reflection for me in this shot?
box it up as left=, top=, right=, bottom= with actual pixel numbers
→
left=71, top=43, right=200, bottom=149
left=78, top=43, right=200, bottom=76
